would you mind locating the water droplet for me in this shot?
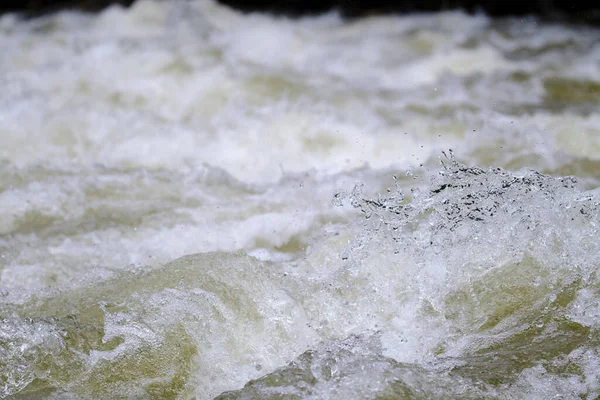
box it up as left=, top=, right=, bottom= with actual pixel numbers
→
left=535, top=320, right=544, bottom=328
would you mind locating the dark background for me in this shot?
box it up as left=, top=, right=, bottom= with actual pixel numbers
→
left=0, top=0, right=599, bottom=23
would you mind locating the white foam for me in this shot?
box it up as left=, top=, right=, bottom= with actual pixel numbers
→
left=1, top=1, right=600, bottom=398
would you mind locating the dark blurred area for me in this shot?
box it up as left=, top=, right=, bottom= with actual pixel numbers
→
left=0, top=0, right=134, bottom=15
left=218, top=0, right=599, bottom=20
left=1, top=0, right=599, bottom=23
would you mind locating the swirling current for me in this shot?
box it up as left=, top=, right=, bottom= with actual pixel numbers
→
left=1, top=1, right=600, bottom=399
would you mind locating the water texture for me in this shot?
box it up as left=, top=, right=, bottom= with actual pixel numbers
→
left=1, top=1, right=600, bottom=399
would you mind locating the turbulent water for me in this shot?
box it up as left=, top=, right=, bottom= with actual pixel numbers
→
left=1, top=1, right=600, bottom=398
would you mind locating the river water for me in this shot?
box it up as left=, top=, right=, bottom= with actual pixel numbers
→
left=1, top=1, right=600, bottom=399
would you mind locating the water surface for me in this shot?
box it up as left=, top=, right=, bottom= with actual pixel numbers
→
left=1, top=1, right=600, bottom=399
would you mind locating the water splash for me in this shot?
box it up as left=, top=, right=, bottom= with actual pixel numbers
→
left=222, top=155, right=600, bottom=398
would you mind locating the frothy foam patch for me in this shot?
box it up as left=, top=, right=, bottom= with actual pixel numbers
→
left=1, top=253, right=320, bottom=399
left=1, top=1, right=600, bottom=399
left=0, top=2, right=526, bottom=183
left=2, top=158, right=600, bottom=398
left=0, top=163, right=361, bottom=291
left=223, top=156, right=600, bottom=398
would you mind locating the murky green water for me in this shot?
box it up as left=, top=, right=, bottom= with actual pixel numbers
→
left=1, top=1, right=600, bottom=399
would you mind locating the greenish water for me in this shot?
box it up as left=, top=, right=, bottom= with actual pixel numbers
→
left=1, top=1, right=600, bottom=399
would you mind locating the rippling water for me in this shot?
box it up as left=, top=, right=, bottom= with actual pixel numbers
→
left=1, top=1, right=600, bottom=399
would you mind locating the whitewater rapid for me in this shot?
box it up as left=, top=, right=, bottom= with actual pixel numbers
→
left=1, top=1, right=600, bottom=399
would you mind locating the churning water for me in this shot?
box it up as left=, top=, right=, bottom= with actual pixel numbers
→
left=1, top=1, right=600, bottom=399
